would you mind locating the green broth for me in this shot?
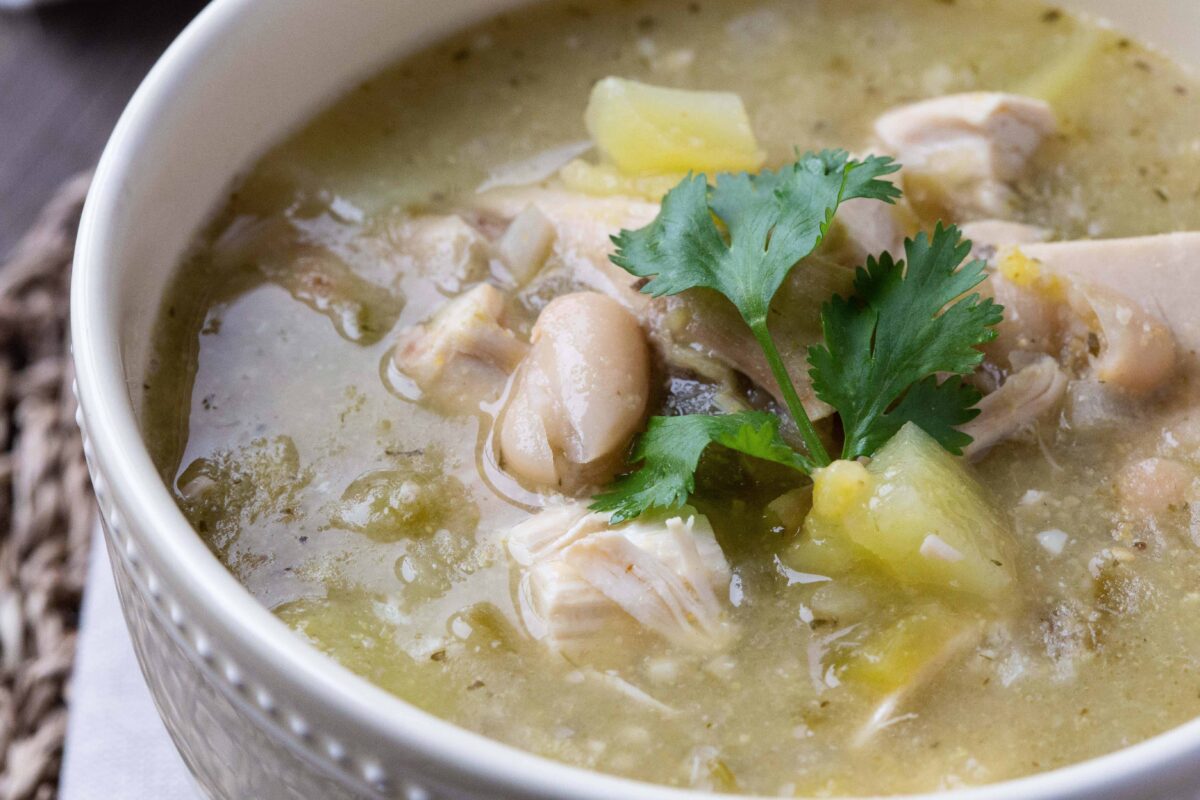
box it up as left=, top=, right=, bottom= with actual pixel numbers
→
left=144, top=0, right=1200, bottom=794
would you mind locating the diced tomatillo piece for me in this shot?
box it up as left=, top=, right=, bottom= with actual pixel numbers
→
left=584, top=77, right=765, bottom=176
left=829, top=604, right=985, bottom=747
left=832, top=604, right=978, bottom=695
left=797, top=423, right=1016, bottom=603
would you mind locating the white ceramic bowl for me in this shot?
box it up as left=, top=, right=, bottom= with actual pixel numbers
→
left=70, top=1, right=1200, bottom=798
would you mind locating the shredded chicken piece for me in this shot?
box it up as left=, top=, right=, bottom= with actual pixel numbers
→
left=392, top=284, right=527, bottom=409
left=566, top=530, right=724, bottom=645
left=962, top=356, right=1067, bottom=460
left=508, top=503, right=733, bottom=659
left=507, top=503, right=612, bottom=565
left=976, top=234, right=1183, bottom=397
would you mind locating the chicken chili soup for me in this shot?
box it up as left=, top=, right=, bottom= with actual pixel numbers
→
left=144, top=0, right=1200, bottom=795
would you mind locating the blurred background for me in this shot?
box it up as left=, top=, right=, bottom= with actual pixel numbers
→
left=0, top=0, right=204, bottom=253
left=0, top=2, right=204, bottom=798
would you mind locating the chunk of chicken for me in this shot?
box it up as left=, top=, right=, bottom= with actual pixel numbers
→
left=822, top=197, right=911, bottom=266
left=392, top=284, right=528, bottom=410
left=472, top=187, right=659, bottom=312
left=981, top=268, right=1066, bottom=373
left=978, top=236, right=1181, bottom=395
left=1067, top=283, right=1176, bottom=395
left=874, top=92, right=1056, bottom=218
left=507, top=502, right=733, bottom=658
left=961, top=356, right=1067, bottom=460
left=384, top=214, right=491, bottom=293
left=1020, top=232, right=1199, bottom=361
left=497, top=292, right=651, bottom=493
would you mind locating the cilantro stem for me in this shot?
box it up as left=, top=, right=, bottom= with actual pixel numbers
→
left=747, top=317, right=830, bottom=468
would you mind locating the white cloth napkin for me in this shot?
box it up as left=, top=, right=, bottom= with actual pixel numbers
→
left=58, top=529, right=201, bottom=800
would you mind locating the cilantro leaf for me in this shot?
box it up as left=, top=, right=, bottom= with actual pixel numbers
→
left=590, top=411, right=809, bottom=523
left=610, top=150, right=900, bottom=463
left=612, top=150, right=900, bottom=315
left=807, top=223, right=1003, bottom=460
left=880, top=374, right=981, bottom=455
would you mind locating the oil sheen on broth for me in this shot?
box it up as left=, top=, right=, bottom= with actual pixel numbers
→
left=143, top=0, right=1200, bottom=795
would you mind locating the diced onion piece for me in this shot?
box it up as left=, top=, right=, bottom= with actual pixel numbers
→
left=835, top=605, right=976, bottom=695
left=919, top=534, right=964, bottom=563
left=496, top=204, right=556, bottom=285
left=1018, top=489, right=1047, bottom=506
left=1036, top=529, right=1068, bottom=556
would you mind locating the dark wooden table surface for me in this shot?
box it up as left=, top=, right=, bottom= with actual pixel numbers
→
left=0, top=0, right=207, bottom=257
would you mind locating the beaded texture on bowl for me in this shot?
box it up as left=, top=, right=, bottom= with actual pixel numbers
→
left=75, top=394, right=407, bottom=800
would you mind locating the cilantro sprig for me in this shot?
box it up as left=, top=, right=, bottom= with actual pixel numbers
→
left=613, top=151, right=901, bottom=465
left=590, top=151, right=1001, bottom=523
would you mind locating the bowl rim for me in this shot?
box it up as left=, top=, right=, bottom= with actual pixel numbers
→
left=70, top=0, right=1200, bottom=798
